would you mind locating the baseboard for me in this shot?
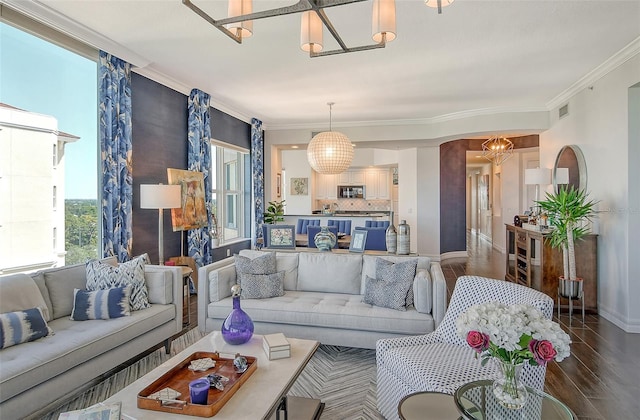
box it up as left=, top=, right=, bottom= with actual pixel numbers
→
left=439, top=251, right=468, bottom=263
left=598, top=306, right=640, bottom=333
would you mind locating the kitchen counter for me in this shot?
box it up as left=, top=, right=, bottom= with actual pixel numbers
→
left=289, top=212, right=389, bottom=218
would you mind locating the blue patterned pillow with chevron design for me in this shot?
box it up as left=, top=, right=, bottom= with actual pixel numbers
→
left=85, top=254, right=150, bottom=311
left=70, top=286, right=131, bottom=321
left=0, top=307, right=53, bottom=349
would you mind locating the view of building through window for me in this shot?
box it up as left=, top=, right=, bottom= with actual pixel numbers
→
left=0, top=22, right=98, bottom=272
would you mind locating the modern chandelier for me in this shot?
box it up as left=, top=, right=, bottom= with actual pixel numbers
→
left=307, top=103, right=354, bottom=174
left=482, top=136, right=514, bottom=166
left=182, top=0, right=428, bottom=58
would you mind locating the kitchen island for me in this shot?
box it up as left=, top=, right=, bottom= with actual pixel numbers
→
left=282, top=212, right=390, bottom=233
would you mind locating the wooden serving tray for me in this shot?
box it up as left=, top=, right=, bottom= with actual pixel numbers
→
left=137, top=351, right=257, bottom=417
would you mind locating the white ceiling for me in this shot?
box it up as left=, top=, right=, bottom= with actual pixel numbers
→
left=9, top=0, right=640, bottom=130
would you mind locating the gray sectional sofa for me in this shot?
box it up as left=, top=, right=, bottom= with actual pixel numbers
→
left=198, top=250, right=447, bottom=349
left=0, top=259, right=183, bottom=419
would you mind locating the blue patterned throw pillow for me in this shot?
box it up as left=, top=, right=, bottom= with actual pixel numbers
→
left=239, top=272, right=285, bottom=299
left=86, top=254, right=150, bottom=310
left=363, top=276, right=411, bottom=311
left=0, top=307, right=53, bottom=349
left=70, top=286, right=131, bottom=321
left=375, top=258, right=418, bottom=307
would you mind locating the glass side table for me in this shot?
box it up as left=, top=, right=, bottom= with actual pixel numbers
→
left=398, top=392, right=462, bottom=420
left=454, top=380, right=576, bottom=420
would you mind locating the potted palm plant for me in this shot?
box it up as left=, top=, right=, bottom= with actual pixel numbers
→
left=537, top=186, right=598, bottom=298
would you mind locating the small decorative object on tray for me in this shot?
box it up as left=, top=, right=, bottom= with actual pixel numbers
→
left=189, top=357, right=216, bottom=371
left=137, top=351, right=257, bottom=417
left=262, top=333, right=291, bottom=360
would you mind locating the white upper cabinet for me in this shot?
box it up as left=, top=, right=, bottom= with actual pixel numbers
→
left=338, top=170, right=365, bottom=185
left=316, top=173, right=338, bottom=199
left=364, top=168, right=391, bottom=199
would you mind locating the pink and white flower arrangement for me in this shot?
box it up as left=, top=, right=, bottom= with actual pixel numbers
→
left=456, top=302, right=571, bottom=366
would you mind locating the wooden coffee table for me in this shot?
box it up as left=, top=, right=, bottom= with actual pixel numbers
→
left=102, top=331, right=322, bottom=419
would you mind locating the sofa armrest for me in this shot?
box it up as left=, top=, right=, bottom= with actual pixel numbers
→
left=144, top=264, right=183, bottom=334
left=197, top=256, right=236, bottom=334
left=376, top=331, right=443, bottom=354
left=430, top=262, right=447, bottom=328
left=413, top=269, right=432, bottom=314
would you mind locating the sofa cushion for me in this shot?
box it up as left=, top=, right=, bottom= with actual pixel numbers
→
left=361, top=255, right=431, bottom=294
left=70, top=286, right=131, bottom=321
left=207, top=291, right=434, bottom=336
left=0, top=307, right=53, bottom=349
left=86, top=255, right=150, bottom=311
left=144, top=267, right=174, bottom=305
left=413, top=269, right=432, bottom=314
left=0, top=304, right=174, bottom=402
left=0, top=273, right=51, bottom=321
left=238, top=250, right=298, bottom=290
left=297, top=253, right=363, bottom=295
left=235, top=252, right=277, bottom=278
left=240, top=272, right=285, bottom=299
left=376, top=258, right=417, bottom=307
left=44, top=263, right=89, bottom=319
left=209, top=264, right=237, bottom=302
left=30, top=272, right=54, bottom=321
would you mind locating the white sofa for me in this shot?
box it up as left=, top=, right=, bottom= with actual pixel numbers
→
left=0, top=260, right=183, bottom=419
left=198, top=250, right=447, bottom=349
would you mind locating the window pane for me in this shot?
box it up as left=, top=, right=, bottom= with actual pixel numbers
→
left=224, top=193, right=239, bottom=240
left=0, top=23, right=98, bottom=270
left=224, top=149, right=238, bottom=190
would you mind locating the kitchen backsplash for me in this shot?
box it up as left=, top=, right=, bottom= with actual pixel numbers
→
left=316, top=199, right=392, bottom=212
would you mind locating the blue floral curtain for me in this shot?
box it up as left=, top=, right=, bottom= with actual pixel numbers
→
left=187, top=89, right=213, bottom=267
left=251, top=118, right=265, bottom=247
left=99, top=51, right=132, bottom=262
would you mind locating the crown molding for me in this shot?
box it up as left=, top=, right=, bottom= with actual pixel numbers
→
left=546, top=36, right=640, bottom=110
left=3, top=0, right=151, bottom=67
left=265, top=106, right=549, bottom=131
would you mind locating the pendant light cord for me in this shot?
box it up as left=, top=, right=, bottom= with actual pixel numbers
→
left=327, top=102, right=335, bottom=131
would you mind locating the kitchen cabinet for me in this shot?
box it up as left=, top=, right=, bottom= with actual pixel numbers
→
left=315, top=174, right=337, bottom=199
left=338, top=170, right=365, bottom=185
left=364, top=169, right=391, bottom=199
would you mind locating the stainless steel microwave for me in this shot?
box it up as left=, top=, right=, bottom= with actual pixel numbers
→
left=337, top=185, right=365, bottom=199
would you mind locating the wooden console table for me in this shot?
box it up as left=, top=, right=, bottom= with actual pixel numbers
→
left=505, top=224, right=598, bottom=313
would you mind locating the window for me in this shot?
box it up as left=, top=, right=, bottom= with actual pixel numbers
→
left=210, top=142, right=249, bottom=243
left=0, top=17, right=98, bottom=271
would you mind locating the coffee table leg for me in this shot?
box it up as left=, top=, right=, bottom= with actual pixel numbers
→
left=276, top=396, right=288, bottom=420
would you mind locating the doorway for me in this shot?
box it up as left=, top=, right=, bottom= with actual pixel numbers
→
left=466, top=152, right=493, bottom=243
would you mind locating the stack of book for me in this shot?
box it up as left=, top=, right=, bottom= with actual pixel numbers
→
left=262, top=333, right=291, bottom=360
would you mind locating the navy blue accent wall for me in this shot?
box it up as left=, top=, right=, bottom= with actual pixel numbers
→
left=131, top=73, right=188, bottom=261
left=440, top=140, right=468, bottom=254
left=131, top=74, right=251, bottom=262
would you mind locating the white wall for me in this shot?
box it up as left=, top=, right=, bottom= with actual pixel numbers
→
left=416, top=147, right=440, bottom=258
left=281, top=149, right=313, bottom=215
left=540, top=53, right=640, bottom=332
left=397, top=149, right=419, bottom=254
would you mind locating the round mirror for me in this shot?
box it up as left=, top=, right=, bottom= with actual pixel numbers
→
left=553, top=145, right=587, bottom=192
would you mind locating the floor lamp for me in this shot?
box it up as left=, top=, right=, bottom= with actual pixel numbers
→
left=140, top=184, right=182, bottom=265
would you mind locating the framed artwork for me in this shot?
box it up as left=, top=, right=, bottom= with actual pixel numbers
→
left=349, top=229, right=368, bottom=253
left=276, top=173, right=282, bottom=198
left=290, top=178, right=308, bottom=196
left=479, top=174, right=489, bottom=210
left=265, top=225, right=296, bottom=249
left=167, top=168, right=208, bottom=231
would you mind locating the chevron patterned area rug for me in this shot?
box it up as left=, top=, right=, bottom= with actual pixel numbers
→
left=41, top=330, right=385, bottom=420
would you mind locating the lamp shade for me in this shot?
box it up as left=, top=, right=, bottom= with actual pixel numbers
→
left=227, top=0, right=253, bottom=39
left=555, top=167, right=569, bottom=185
left=300, top=11, right=323, bottom=53
left=525, top=168, right=551, bottom=185
left=140, top=184, right=181, bottom=209
left=424, top=0, right=454, bottom=9
left=372, top=0, right=396, bottom=43
left=307, top=131, right=354, bottom=174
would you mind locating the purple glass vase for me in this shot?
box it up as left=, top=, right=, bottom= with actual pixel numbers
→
left=221, top=294, right=254, bottom=345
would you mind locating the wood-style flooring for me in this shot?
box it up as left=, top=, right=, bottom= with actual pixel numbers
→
left=443, top=232, right=640, bottom=420
left=184, top=234, right=639, bottom=419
